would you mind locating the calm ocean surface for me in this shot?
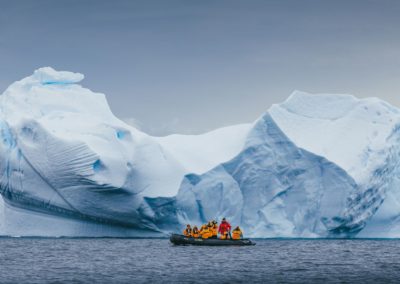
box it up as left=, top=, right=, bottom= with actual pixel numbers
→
left=0, top=238, right=400, bottom=283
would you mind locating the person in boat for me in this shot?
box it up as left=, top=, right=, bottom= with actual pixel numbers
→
left=207, top=221, right=214, bottom=237
left=199, top=224, right=212, bottom=239
left=232, top=226, right=243, bottom=240
left=218, top=217, right=231, bottom=239
left=199, top=224, right=206, bottom=237
left=183, top=224, right=192, bottom=237
left=211, top=220, right=218, bottom=239
left=191, top=226, right=200, bottom=238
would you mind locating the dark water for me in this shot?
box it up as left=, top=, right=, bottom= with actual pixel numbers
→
left=1, top=238, right=400, bottom=283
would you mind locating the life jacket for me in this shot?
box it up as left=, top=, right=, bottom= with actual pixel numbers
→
left=207, top=224, right=214, bottom=236
left=200, top=227, right=212, bottom=239
left=232, top=229, right=242, bottom=240
left=192, top=228, right=200, bottom=238
left=211, top=224, right=218, bottom=236
left=183, top=227, right=192, bottom=237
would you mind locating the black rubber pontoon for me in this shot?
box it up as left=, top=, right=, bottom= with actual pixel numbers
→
left=169, top=234, right=256, bottom=246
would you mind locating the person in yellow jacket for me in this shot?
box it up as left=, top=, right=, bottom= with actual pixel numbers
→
left=183, top=224, right=192, bottom=237
left=199, top=224, right=212, bottom=239
left=232, top=226, right=243, bottom=240
left=206, top=221, right=215, bottom=238
left=211, top=220, right=218, bottom=238
left=191, top=226, right=200, bottom=238
left=198, top=224, right=205, bottom=236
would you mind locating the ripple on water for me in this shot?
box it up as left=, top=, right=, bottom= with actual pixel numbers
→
left=1, top=239, right=400, bottom=283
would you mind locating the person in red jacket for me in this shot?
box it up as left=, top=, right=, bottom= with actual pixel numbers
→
left=218, top=217, right=232, bottom=239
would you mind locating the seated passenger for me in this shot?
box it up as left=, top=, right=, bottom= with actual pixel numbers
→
left=232, top=226, right=243, bottom=240
left=199, top=224, right=206, bottom=237
left=211, top=220, right=218, bottom=239
left=183, top=224, right=192, bottom=237
left=191, top=226, right=200, bottom=238
left=200, top=224, right=212, bottom=239
left=207, top=221, right=214, bottom=235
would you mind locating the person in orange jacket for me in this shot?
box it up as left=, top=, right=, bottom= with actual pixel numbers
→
left=211, top=220, right=218, bottom=238
left=183, top=224, right=192, bottom=237
left=199, top=224, right=212, bottom=239
left=232, top=226, right=243, bottom=240
left=191, top=226, right=200, bottom=238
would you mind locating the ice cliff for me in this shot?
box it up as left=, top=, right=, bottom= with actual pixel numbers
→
left=1, top=68, right=400, bottom=237
left=0, top=67, right=249, bottom=236
left=171, top=92, right=400, bottom=237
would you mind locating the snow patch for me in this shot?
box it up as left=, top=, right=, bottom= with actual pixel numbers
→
left=33, top=67, right=84, bottom=85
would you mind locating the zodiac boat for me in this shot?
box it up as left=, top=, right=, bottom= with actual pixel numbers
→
left=169, top=234, right=256, bottom=246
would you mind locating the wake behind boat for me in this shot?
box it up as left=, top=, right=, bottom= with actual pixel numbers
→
left=170, top=234, right=256, bottom=246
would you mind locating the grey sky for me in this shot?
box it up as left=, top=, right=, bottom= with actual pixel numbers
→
left=1, top=0, right=400, bottom=135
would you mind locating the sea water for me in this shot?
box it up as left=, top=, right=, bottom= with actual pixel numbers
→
left=0, top=238, right=400, bottom=283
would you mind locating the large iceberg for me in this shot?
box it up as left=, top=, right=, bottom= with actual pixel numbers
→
left=1, top=68, right=400, bottom=237
left=0, top=67, right=250, bottom=236
left=171, top=92, right=400, bottom=237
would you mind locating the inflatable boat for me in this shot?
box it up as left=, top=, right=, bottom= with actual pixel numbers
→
left=169, top=234, right=256, bottom=246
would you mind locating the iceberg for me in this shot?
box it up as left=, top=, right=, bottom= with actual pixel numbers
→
left=172, top=114, right=358, bottom=237
left=1, top=67, right=400, bottom=238
left=0, top=67, right=250, bottom=236
left=171, top=93, right=400, bottom=237
left=269, top=92, right=400, bottom=237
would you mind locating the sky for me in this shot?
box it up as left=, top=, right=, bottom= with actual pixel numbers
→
left=1, top=0, right=400, bottom=135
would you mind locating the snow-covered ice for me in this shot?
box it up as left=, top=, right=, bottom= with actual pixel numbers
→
left=0, top=67, right=250, bottom=236
left=173, top=114, right=359, bottom=237
left=1, top=67, right=400, bottom=237
left=269, top=90, right=400, bottom=183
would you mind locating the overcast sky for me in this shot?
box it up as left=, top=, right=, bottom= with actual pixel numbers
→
left=1, top=0, right=400, bottom=135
